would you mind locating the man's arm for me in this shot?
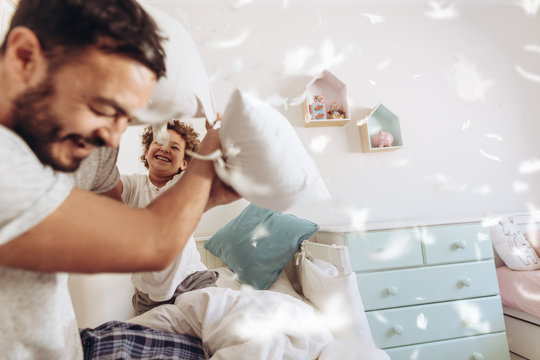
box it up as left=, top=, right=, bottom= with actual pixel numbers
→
left=0, top=129, right=236, bottom=273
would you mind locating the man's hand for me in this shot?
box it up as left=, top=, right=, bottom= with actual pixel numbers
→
left=206, top=175, right=241, bottom=211
left=198, top=127, right=222, bottom=156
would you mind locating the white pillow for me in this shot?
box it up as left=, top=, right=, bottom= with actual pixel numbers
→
left=135, top=3, right=217, bottom=143
left=215, top=265, right=304, bottom=302
left=217, top=89, right=331, bottom=211
left=490, top=218, right=540, bottom=271
left=296, top=252, right=375, bottom=346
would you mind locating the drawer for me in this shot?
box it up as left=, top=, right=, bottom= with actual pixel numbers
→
left=357, top=260, right=500, bottom=311
left=504, top=315, right=540, bottom=360
left=386, top=332, right=510, bottom=360
left=346, top=229, right=423, bottom=272
left=366, top=296, right=505, bottom=348
left=422, top=223, right=493, bottom=265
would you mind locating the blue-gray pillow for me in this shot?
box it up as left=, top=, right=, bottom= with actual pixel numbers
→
left=205, top=204, right=319, bottom=290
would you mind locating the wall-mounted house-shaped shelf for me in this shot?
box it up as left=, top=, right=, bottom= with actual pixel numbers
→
left=359, top=103, right=403, bottom=153
left=302, top=69, right=350, bottom=127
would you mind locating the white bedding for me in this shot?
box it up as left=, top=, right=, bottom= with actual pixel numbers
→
left=127, top=265, right=389, bottom=360
left=69, top=236, right=388, bottom=358
left=128, top=286, right=333, bottom=359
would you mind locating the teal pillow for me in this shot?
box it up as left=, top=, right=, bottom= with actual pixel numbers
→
left=205, top=204, right=319, bottom=289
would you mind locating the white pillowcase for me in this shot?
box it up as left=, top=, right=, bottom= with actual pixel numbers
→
left=295, top=252, right=375, bottom=346
left=490, top=218, right=540, bottom=271
left=217, top=89, right=331, bottom=211
left=136, top=3, right=217, bottom=143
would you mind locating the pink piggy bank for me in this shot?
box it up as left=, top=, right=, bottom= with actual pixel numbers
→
left=371, top=130, right=394, bottom=148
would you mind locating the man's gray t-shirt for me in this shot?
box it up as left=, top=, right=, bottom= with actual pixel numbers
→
left=0, top=125, right=119, bottom=359
left=70, top=143, right=120, bottom=194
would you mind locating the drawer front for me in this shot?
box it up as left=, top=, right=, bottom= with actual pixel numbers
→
left=386, top=332, right=510, bottom=360
left=422, top=223, right=493, bottom=265
left=357, top=260, right=500, bottom=311
left=504, top=315, right=540, bottom=359
left=366, top=296, right=505, bottom=348
left=346, top=229, right=423, bottom=272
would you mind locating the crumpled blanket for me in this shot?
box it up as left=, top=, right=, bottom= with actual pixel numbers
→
left=128, top=287, right=334, bottom=360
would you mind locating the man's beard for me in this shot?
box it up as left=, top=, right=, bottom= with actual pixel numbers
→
left=11, top=79, right=103, bottom=172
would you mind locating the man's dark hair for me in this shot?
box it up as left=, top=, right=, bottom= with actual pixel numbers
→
left=0, top=0, right=166, bottom=78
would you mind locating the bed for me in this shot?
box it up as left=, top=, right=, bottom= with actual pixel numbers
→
left=68, top=234, right=388, bottom=360
left=493, top=213, right=540, bottom=359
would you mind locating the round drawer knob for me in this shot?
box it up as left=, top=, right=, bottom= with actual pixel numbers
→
left=472, top=352, right=484, bottom=360
left=392, top=325, right=404, bottom=335
left=455, top=240, right=466, bottom=249
left=460, top=278, right=473, bottom=287
left=387, top=286, right=399, bottom=296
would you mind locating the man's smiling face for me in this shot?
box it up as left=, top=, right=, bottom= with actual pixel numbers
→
left=12, top=48, right=156, bottom=172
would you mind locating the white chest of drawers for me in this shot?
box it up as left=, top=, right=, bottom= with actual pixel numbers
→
left=316, top=221, right=510, bottom=360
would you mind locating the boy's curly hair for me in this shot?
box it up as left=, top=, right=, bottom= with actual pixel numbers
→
left=140, top=120, right=201, bottom=171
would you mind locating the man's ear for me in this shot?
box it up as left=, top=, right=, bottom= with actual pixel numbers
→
left=4, top=27, right=46, bottom=85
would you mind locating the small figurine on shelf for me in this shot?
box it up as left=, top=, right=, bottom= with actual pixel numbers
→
left=327, top=102, right=346, bottom=119
left=371, top=130, right=394, bottom=148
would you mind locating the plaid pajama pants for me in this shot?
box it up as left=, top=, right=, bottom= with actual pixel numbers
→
left=80, top=321, right=207, bottom=360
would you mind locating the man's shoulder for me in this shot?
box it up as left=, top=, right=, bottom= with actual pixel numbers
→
left=0, top=125, right=65, bottom=180
left=72, top=147, right=119, bottom=192
left=0, top=125, right=37, bottom=159
left=77, top=147, right=119, bottom=175
left=0, top=126, right=74, bottom=245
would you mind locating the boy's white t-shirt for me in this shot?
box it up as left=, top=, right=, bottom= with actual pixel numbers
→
left=121, top=173, right=207, bottom=302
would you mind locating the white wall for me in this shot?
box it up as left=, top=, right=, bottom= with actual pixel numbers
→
left=121, top=0, right=540, bottom=236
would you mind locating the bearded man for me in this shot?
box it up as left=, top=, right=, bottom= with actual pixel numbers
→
left=0, top=1, right=238, bottom=358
